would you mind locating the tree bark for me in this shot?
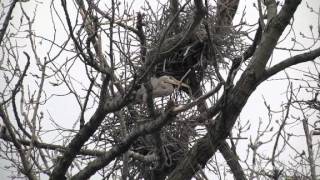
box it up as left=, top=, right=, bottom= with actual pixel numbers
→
left=219, top=141, right=247, bottom=180
left=167, top=1, right=302, bottom=179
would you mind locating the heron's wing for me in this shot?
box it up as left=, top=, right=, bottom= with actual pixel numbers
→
left=158, top=82, right=170, bottom=89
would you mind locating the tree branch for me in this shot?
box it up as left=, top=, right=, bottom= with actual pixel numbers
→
left=0, top=132, right=158, bottom=163
left=70, top=103, right=177, bottom=180
left=219, top=141, right=247, bottom=180
left=0, top=0, right=18, bottom=45
left=168, top=1, right=302, bottom=179
left=49, top=74, right=123, bottom=180
left=89, top=1, right=140, bottom=35
left=7, top=52, right=32, bottom=138
left=261, top=47, right=320, bottom=81
left=215, top=0, right=240, bottom=33
left=0, top=106, right=37, bottom=180
left=249, top=0, right=302, bottom=78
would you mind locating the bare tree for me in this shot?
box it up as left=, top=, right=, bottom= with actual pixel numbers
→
left=0, top=0, right=319, bottom=179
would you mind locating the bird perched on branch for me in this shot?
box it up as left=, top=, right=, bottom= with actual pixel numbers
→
left=136, top=75, right=190, bottom=103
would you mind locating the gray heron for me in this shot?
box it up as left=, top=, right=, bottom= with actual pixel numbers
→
left=136, top=75, right=190, bottom=103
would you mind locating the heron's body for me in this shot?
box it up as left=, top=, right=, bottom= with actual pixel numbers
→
left=136, top=76, right=189, bottom=103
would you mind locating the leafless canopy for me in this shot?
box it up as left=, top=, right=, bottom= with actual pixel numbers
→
left=0, top=0, right=320, bottom=179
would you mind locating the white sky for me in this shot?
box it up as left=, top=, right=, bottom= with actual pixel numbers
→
left=0, top=0, right=320, bottom=179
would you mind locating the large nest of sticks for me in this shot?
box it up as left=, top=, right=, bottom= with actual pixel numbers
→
left=146, top=9, right=240, bottom=95
left=155, top=37, right=209, bottom=88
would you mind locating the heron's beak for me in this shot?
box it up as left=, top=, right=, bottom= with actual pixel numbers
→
left=165, top=78, right=190, bottom=88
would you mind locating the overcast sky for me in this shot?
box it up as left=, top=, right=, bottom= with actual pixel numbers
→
left=0, top=0, right=320, bottom=179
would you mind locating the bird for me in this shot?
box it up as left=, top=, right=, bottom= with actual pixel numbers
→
left=136, top=75, right=190, bottom=103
